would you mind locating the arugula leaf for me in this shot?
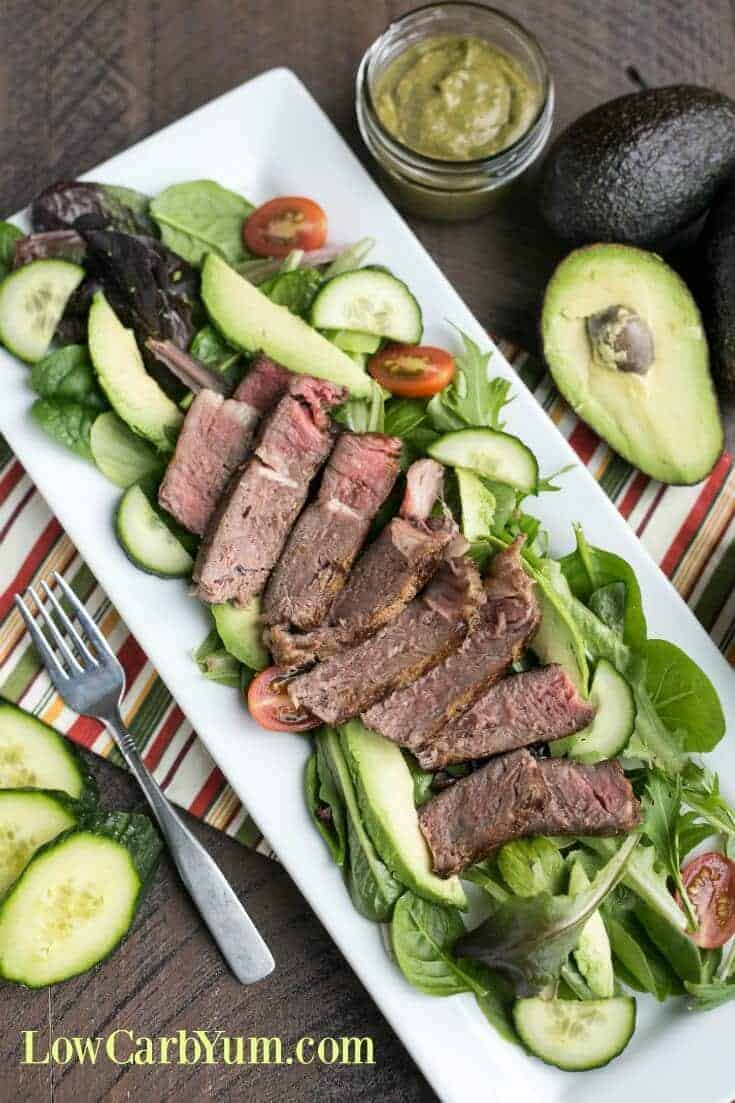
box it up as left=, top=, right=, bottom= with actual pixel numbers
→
left=642, top=771, right=698, bottom=929
left=496, top=837, right=566, bottom=898
left=30, top=399, right=95, bottom=461
left=150, top=180, right=254, bottom=267
left=0, top=220, right=23, bottom=280
left=457, top=834, right=638, bottom=996
left=681, top=761, right=735, bottom=838
left=427, top=329, right=511, bottom=431
left=391, top=892, right=518, bottom=1042
left=536, top=463, right=576, bottom=495
left=645, top=639, right=725, bottom=754
left=305, top=734, right=347, bottom=865
left=30, top=345, right=108, bottom=410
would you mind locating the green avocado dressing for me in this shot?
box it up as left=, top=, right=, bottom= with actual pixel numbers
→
left=375, top=34, right=541, bottom=162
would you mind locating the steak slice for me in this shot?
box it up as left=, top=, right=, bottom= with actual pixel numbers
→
left=419, top=749, right=640, bottom=877
left=416, top=664, right=596, bottom=770
left=193, top=375, right=345, bottom=606
left=158, top=355, right=290, bottom=535
left=363, top=538, right=539, bottom=751
left=263, top=432, right=401, bottom=632
left=287, top=555, right=484, bottom=725
left=268, top=458, right=455, bottom=667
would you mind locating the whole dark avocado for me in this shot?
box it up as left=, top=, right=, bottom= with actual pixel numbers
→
left=539, top=85, right=735, bottom=247
left=699, top=175, right=735, bottom=392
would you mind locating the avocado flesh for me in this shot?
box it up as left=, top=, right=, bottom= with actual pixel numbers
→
left=341, top=720, right=466, bottom=910
left=542, top=244, right=723, bottom=484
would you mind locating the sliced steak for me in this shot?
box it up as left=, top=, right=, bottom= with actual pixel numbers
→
left=193, top=375, right=345, bottom=606
left=268, top=458, right=454, bottom=667
left=158, top=355, right=290, bottom=535
left=263, top=432, right=401, bottom=632
left=363, top=538, right=539, bottom=751
left=416, top=664, right=596, bottom=770
left=419, top=749, right=640, bottom=877
left=287, top=555, right=484, bottom=725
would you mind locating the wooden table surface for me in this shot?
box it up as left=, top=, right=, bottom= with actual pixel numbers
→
left=1, top=2, right=734, bottom=1100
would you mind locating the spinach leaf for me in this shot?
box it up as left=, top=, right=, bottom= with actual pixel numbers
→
left=457, top=834, right=638, bottom=996
left=89, top=411, right=165, bottom=489
left=321, top=729, right=402, bottom=922
left=193, top=629, right=242, bottom=687
left=645, top=638, right=725, bottom=753
left=0, top=221, right=23, bottom=280
left=496, top=837, right=566, bottom=898
left=150, top=180, right=253, bottom=267
left=427, top=329, right=511, bottom=431
left=391, top=892, right=518, bottom=1042
left=30, top=399, right=95, bottom=460
left=102, top=184, right=154, bottom=234
left=305, top=733, right=347, bottom=865
left=603, top=909, right=678, bottom=1001
left=588, top=582, right=626, bottom=637
left=383, top=397, right=427, bottom=438
left=190, top=325, right=243, bottom=386
left=261, top=268, right=322, bottom=317
left=30, top=345, right=108, bottom=410
left=561, top=525, right=647, bottom=651
left=642, top=771, right=698, bottom=929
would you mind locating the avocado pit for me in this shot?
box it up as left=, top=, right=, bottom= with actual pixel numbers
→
left=585, top=305, right=654, bottom=375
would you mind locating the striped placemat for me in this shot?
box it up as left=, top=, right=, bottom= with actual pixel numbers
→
left=1, top=341, right=734, bottom=860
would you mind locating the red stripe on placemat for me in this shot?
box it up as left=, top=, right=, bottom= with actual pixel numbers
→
left=116, top=634, right=148, bottom=688
left=618, top=471, right=650, bottom=520
left=144, top=704, right=187, bottom=771
left=659, top=454, right=732, bottom=579
left=0, top=459, right=25, bottom=503
left=189, top=766, right=227, bottom=820
left=160, top=729, right=198, bottom=792
left=0, top=517, right=63, bottom=619
left=635, top=484, right=667, bottom=539
left=67, top=714, right=104, bottom=748
left=568, top=422, right=600, bottom=466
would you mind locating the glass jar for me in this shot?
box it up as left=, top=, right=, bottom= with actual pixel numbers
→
left=356, top=2, right=554, bottom=221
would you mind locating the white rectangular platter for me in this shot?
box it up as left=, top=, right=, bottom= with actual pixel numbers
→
left=1, top=68, right=733, bottom=1103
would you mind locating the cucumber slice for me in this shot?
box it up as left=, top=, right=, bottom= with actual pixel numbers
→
left=428, top=429, right=539, bottom=495
left=0, top=700, right=97, bottom=803
left=212, top=598, right=269, bottom=671
left=311, top=269, right=423, bottom=344
left=513, top=996, right=636, bottom=1071
left=90, top=411, right=164, bottom=489
left=0, top=260, right=84, bottom=363
left=0, top=811, right=161, bottom=987
left=88, top=293, right=183, bottom=452
left=201, top=254, right=371, bottom=397
left=456, top=468, right=496, bottom=541
left=115, top=483, right=194, bottom=578
left=553, top=659, right=635, bottom=763
left=0, top=790, right=80, bottom=894
left=326, top=329, right=382, bottom=355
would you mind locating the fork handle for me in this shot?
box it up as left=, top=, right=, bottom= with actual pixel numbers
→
left=102, top=711, right=275, bottom=985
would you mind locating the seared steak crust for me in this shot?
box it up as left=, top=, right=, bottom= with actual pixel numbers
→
left=419, top=750, right=640, bottom=877
left=286, top=555, right=484, bottom=725
left=193, top=375, right=345, bottom=606
left=416, top=664, right=596, bottom=770
left=363, top=539, right=539, bottom=750
left=263, top=432, right=401, bottom=632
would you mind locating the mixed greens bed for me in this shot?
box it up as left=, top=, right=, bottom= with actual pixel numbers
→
left=0, top=178, right=733, bottom=1071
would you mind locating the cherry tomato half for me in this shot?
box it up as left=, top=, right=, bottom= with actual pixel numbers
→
left=246, top=666, right=320, bottom=732
left=678, top=851, right=735, bottom=949
left=243, top=197, right=328, bottom=258
left=368, top=345, right=455, bottom=399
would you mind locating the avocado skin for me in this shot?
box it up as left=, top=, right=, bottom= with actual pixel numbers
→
left=699, top=175, right=735, bottom=392
left=540, top=86, right=735, bottom=247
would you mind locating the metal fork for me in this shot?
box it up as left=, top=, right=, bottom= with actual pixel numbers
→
left=14, top=573, right=275, bottom=985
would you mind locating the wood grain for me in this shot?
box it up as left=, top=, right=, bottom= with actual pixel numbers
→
left=1, top=2, right=734, bottom=1099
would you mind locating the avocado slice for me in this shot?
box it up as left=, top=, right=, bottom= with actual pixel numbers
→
left=541, top=245, right=723, bottom=484
left=341, top=720, right=466, bottom=910
left=212, top=598, right=268, bottom=671
left=201, top=254, right=372, bottom=397
left=568, top=859, right=615, bottom=999
left=531, top=575, right=589, bottom=694
left=539, top=85, right=735, bottom=247
left=88, top=293, right=183, bottom=453
left=699, top=174, right=735, bottom=393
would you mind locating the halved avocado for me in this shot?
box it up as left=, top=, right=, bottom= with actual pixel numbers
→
left=541, top=245, right=723, bottom=484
